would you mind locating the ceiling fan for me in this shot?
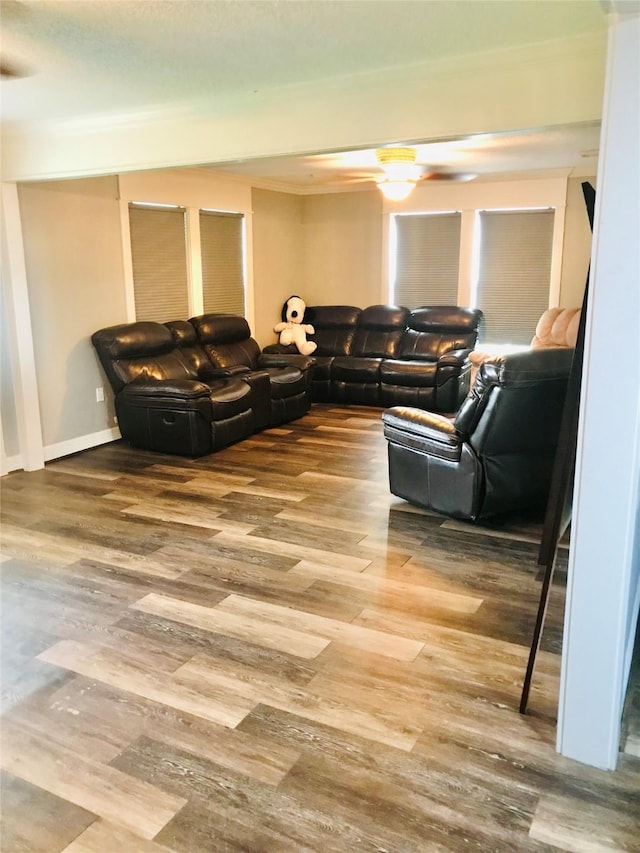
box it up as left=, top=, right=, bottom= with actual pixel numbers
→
left=327, top=146, right=476, bottom=200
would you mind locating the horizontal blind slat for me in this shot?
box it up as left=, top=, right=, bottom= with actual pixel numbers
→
left=394, top=213, right=461, bottom=308
left=200, top=211, right=245, bottom=316
left=129, top=205, right=189, bottom=323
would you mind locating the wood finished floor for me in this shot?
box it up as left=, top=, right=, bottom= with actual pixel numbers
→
left=1, top=404, right=639, bottom=852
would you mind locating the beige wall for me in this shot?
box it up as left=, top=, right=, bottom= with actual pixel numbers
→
left=559, top=176, right=596, bottom=308
left=301, top=190, right=383, bottom=308
left=251, top=189, right=304, bottom=347
left=18, top=178, right=126, bottom=447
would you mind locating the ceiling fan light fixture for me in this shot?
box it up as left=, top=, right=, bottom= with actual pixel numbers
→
left=376, top=178, right=417, bottom=201
left=375, top=147, right=421, bottom=199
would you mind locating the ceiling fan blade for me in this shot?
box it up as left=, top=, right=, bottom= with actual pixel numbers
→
left=422, top=171, right=477, bottom=182
left=0, top=59, right=27, bottom=78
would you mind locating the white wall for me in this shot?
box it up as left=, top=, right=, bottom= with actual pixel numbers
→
left=557, top=11, right=640, bottom=770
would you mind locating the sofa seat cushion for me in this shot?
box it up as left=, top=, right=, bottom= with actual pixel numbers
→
left=208, top=379, right=253, bottom=420
left=264, top=366, right=307, bottom=399
left=380, top=359, right=438, bottom=387
left=331, top=357, right=382, bottom=383
left=310, top=356, right=334, bottom=380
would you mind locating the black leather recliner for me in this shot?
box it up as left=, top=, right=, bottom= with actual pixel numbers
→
left=188, top=314, right=315, bottom=427
left=380, top=306, right=482, bottom=412
left=382, top=348, right=573, bottom=521
left=91, top=321, right=255, bottom=456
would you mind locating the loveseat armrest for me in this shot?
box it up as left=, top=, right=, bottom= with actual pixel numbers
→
left=258, top=353, right=316, bottom=371
left=437, top=348, right=472, bottom=368
left=262, top=343, right=299, bottom=356
left=204, top=365, right=252, bottom=379
left=123, top=378, right=212, bottom=401
left=382, top=406, right=462, bottom=462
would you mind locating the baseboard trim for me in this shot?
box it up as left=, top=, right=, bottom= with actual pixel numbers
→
left=43, top=426, right=122, bottom=463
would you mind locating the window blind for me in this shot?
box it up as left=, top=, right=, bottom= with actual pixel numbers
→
left=128, top=205, right=189, bottom=322
left=476, top=209, right=554, bottom=344
left=393, top=213, right=461, bottom=308
left=200, top=210, right=245, bottom=316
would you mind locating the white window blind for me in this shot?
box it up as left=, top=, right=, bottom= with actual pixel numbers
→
left=200, top=210, right=245, bottom=316
left=128, top=204, right=189, bottom=322
left=393, top=213, right=461, bottom=308
left=476, top=209, right=554, bottom=344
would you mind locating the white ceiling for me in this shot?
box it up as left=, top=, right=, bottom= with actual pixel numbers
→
left=0, top=0, right=607, bottom=186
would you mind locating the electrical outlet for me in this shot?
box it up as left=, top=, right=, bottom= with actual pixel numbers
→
left=96, top=386, right=104, bottom=402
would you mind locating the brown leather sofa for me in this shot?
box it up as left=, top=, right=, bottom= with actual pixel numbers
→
left=92, top=316, right=314, bottom=457
left=264, top=304, right=483, bottom=413
left=382, top=347, right=573, bottom=520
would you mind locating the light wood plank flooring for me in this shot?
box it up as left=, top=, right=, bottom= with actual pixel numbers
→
left=1, top=404, right=638, bottom=852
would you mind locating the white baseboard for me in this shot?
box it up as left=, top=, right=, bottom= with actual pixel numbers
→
left=43, top=426, right=122, bottom=463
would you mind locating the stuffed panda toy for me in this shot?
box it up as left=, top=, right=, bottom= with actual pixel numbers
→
left=274, top=295, right=317, bottom=355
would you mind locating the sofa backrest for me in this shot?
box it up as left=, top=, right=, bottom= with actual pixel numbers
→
left=399, top=306, right=482, bottom=361
left=165, top=319, right=215, bottom=378
left=531, top=307, right=581, bottom=349
left=350, top=305, right=410, bottom=358
left=189, top=313, right=261, bottom=370
left=91, top=322, right=196, bottom=393
left=454, top=348, right=572, bottom=454
left=307, top=305, right=361, bottom=357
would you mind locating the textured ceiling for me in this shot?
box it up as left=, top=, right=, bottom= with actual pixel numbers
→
left=1, top=0, right=607, bottom=124
left=0, top=0, right=607, bottom=185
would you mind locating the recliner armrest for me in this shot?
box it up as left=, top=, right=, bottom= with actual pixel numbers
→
left=123, top=378, right=211, bottom=400
left=258, top=353, right=316, bottom=371
left=262, top=343, right=299, bottom=356
left=382, top=406, right=462, bottom=461
left=437, top=348, right=471, bottom=367
left=205, top=365, right=252, bottom=379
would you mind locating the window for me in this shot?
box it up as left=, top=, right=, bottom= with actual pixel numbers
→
left=475, top=209, right=554, bottom=344
left=392, top=212, right=461, bottom=308
left=200, top=210, right=245, bottom=316
left=128, top=204, right=188, bottom=322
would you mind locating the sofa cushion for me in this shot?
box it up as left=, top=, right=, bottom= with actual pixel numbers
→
left=91, top=322, right=196, bottom=393
left=399, top=307, right=482, bottom=360
left=350, top=305, right=410, bottom=358
left=165, top=319, right=219, bottom=380
left=189, top=314, right=261, bottom=370
left=308, top=305, right=361, bottom=356
left=331, top=356, right=382, bottom=383
left=380, top=359, right=438, bottom=387
left=263, top=366, right=308, bottom=400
